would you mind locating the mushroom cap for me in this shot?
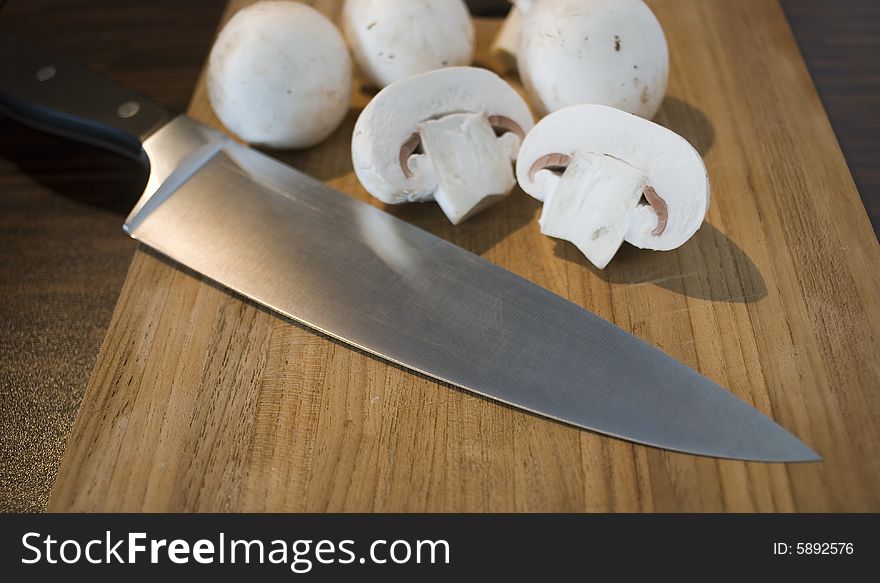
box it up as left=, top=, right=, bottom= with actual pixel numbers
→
left=207, top=1, right=352, bottom=149
left=516, top=104, right=709, bottom=251
left=342, top=0, right=475, bottom=89
left=518, top=0, right=668, bottom=118
left=352, top=66, right=534, bottom=205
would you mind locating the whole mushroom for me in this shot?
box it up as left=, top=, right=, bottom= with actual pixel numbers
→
left=516, top=104, right=709, bottom=269
left=518, top=0, right=669, bottom=118
left=352, top=67, right=534, bottom=225
left=207, top=1, right=352, bottom=149
left=342, top=0, right=475, bottom=89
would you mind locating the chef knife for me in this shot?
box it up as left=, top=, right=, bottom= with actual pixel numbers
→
left=0, top=32, right=819, bottom=462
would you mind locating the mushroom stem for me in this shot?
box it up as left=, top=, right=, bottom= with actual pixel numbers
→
left=399, top=114, right=524, bottom=180
left=530, top=153, right=669, bottom=237
left=489, top=6, right=523, bottom=72
left=536, top=153, right=648, bottom=269
left=642, top=185, right=668, bottom=235
left=489, top=1, right=535, bottom=72
left=417, top=112, right=518, bottom=224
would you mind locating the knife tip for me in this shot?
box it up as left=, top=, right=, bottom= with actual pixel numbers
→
left=685, top=414, right=823, bottom=463
left=751, top=434, right=822, bottom=463
left=784, top=446, right=822, bottom=463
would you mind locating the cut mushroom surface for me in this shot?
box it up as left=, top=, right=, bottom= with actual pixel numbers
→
left=516, top=104, right=709, bottom=267
left=352, top=67, right=534, bottom=225
left=418, top=113, right=519, bottom=224
left=539, top=153, right=649, bottom=269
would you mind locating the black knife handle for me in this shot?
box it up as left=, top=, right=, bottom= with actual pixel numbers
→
left=0, top=30, right=174, bottom=161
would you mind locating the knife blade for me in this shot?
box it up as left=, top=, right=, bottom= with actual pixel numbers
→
left=0, top=32, right=819, bottom=462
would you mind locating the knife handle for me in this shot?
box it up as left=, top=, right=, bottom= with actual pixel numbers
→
left=0, top=31, right=173, bottom=161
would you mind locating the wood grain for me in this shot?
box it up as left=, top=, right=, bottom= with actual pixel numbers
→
left=49, top=0, right=880, bottom=512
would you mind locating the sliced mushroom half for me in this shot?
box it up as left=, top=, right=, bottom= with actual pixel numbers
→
left=515, top=104, right=709, bottom=269
left=352, top=67, right=534, bottom=225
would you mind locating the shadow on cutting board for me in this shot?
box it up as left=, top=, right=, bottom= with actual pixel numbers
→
left=385, top=187, right=540, bottom=258
left=655, top=97, right=716, bottom=156
left=263, top=106, right=364, bottom=183
left=553, top=222, right=768, bottom=304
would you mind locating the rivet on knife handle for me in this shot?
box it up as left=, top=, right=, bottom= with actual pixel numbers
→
left=0, top=30, right=172, bottom=160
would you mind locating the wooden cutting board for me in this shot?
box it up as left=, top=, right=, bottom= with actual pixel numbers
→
left=49, top=0, right=880, bottom=512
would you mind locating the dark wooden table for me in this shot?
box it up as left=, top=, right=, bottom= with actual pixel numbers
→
left=1, top=0, right=877, bottom=512
left=0, top=0, right=227, bottom=512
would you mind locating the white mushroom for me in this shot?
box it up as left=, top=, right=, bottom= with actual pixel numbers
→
left=207, top=1, right=352, bottom=149
left=488, top=0, right=533, bottom=73
left=352, top=67, right=534, bottom=225
left=518, top=0, right=669, bottom=118
left=516, top=104, right=709, bottom=269
left=342, top=0, right=475, bottom=89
